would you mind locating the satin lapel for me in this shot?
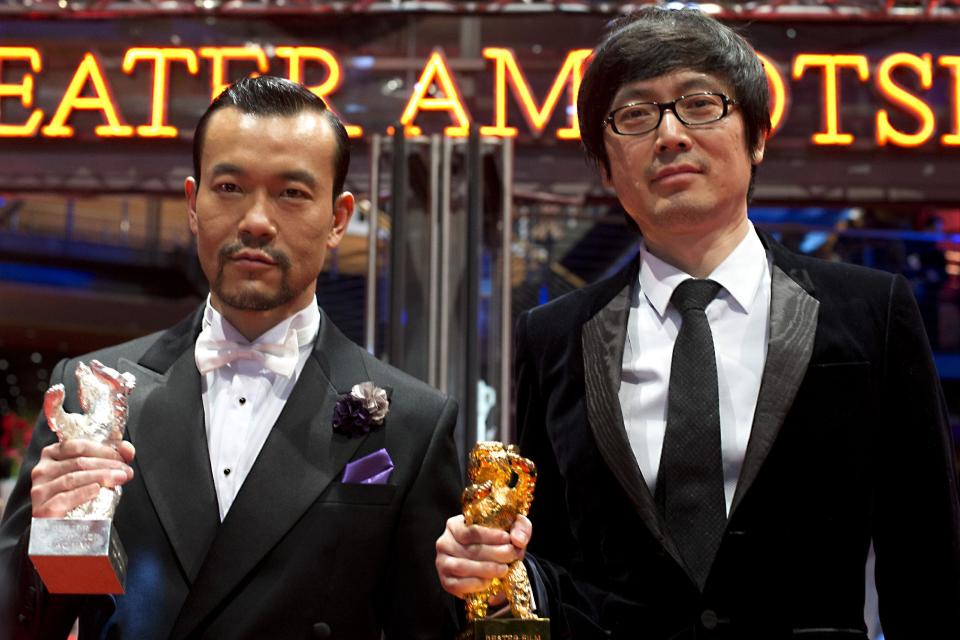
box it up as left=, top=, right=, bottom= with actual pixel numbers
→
left=170, top=311, right=371, bottom=640
left=729, top=264, right=819, bottom=516
left=128, top=346, right=220, bottom=584
left=582, top=280, right=682, bottom=563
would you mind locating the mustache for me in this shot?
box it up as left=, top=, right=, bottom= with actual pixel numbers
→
left=218, top=241, right=292, bottom=270
left=646, top=160, right=704, bottom=181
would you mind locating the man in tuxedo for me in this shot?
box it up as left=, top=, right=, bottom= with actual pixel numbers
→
left=1, top=76, right=461, bottom=639
left=436, top=7, right=960, bottom=638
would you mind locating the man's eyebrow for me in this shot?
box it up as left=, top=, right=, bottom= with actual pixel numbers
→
left=675, top=77, right=725, bottom=95
left=614, top=78, right=726, bottom=105
left=614, top=86, right=657, bottom=104
left=209, top=162, right=244, bottom=178
left=280, top=170, right=317, bottom=189
left=208, top=164, right=318, bottom=189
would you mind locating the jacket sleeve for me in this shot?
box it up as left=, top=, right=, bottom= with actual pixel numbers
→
left=515, top=311, right=652, bottom=639
left=873, top=274, right=960, bottom=637
left=380, top=396, right=462, bottom=639
left=0, top=358, right=93, bottom=640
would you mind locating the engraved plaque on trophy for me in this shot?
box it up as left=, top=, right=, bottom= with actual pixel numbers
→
left=458, top=442, right=550, bottom=640
left=28, top=360, right=136, bottom=594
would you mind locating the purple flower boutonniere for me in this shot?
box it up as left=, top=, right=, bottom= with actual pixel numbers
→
left=332, top=382, right=390, bottom=437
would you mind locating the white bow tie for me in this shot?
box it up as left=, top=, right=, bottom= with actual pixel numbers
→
left=195, top=325, right=300, bottom=377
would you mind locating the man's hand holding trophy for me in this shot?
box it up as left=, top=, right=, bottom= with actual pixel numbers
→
left=28, top=359, right=136, bottom=594
left=456, top=441, right=549, bottom=640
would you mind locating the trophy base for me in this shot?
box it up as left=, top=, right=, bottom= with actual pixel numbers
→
left=458, top=617, right=550, bottom=640
left=28, top=518, right=127, bottom=594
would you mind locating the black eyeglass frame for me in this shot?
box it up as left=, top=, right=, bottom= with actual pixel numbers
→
left=603, top=92, right=739, bottom=136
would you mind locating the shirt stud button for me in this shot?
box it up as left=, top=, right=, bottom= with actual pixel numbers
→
left=700, top=609, right=719, bottom=630
left=239, top=397, right=246, bottom=405
left=224, top=468, right=232, bottom=476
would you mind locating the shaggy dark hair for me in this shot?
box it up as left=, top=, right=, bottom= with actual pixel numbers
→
left=578, top=7, right=770, bottom=195
left=192, top=75, right=350, bottom=202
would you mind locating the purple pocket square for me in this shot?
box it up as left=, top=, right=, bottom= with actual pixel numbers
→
left=342, top=448, right=394, bottom=485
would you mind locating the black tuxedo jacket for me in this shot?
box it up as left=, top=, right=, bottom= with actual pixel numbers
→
left=517, top=233, right=960, bottom=639
left=0, top=307, right=461, bottom=639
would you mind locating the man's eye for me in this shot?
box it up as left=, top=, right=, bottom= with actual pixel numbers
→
left=684, top=96, right=722, bottom=111
left=281, top=188, right=308, bottom=199
left=621, top=106, right=656, bottom=120
left=216, top=183, right=241, bottom=194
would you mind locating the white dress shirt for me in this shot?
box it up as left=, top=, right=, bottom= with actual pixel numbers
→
left=618, top=224, right=771, bottom=514
left=197, top=296, right=320, bottom=521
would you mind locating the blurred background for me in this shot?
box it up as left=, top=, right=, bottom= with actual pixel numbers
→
left=1, top=0, right=959, bottom=508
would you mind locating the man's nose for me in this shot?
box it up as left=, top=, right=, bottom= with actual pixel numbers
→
left=655, top=109, right=691, bottom=153
left=238, top=193, right=277, bottom=244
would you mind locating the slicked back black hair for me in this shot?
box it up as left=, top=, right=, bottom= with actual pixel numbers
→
left=192, top=75, right=350, bottom=202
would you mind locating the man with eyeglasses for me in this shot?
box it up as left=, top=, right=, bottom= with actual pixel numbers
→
left=436, top=7, right=960, bottom=638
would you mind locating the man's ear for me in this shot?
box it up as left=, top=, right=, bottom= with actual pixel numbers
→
left=751, top=137, right=766, bottom=165
left=600, top=167, right=614, bottom=189
left=597, top=151, right=615, bottom=189
left=185, top=177, right=199, bottom=235
left=326, top=191, right=355, bottom=249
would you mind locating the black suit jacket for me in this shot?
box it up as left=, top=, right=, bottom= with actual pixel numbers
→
left=516, top=233, right=960, bottom=639
left=0, top=307, right=461, bottom=639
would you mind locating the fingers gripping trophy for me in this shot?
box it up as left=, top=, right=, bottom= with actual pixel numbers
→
left=460, top=442, right=549, bottom=640
left=29, top=360, right=136, bottom=594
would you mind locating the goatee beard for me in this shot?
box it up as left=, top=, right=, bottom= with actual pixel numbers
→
left=212, top=241, right=295, bottom=311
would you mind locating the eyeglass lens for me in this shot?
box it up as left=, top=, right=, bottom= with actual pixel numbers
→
left=613, top=94, right=726, bottom=134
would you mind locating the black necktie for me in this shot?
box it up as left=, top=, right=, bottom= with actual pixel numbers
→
left=656, top=278, right=726, bottom=590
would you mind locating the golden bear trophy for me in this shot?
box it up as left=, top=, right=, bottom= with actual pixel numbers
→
left=459, top=441, right=549, bottom=640
left=28, top=360, right=135, bottom=594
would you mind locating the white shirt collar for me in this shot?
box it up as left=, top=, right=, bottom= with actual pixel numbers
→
left=200, top=295, right=321, bottom=352
left=638, top=222, right=767, bottom=317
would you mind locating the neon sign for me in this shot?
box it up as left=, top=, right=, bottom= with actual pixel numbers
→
left=2, top=45, right=960, bottom=147
left=480, top=47, right=591, bottom=140
left=122, top=48, right=199, bottom=138
left=399, top=50, right=472, bottom=137
left=41, top=52, right=134, bottom=138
